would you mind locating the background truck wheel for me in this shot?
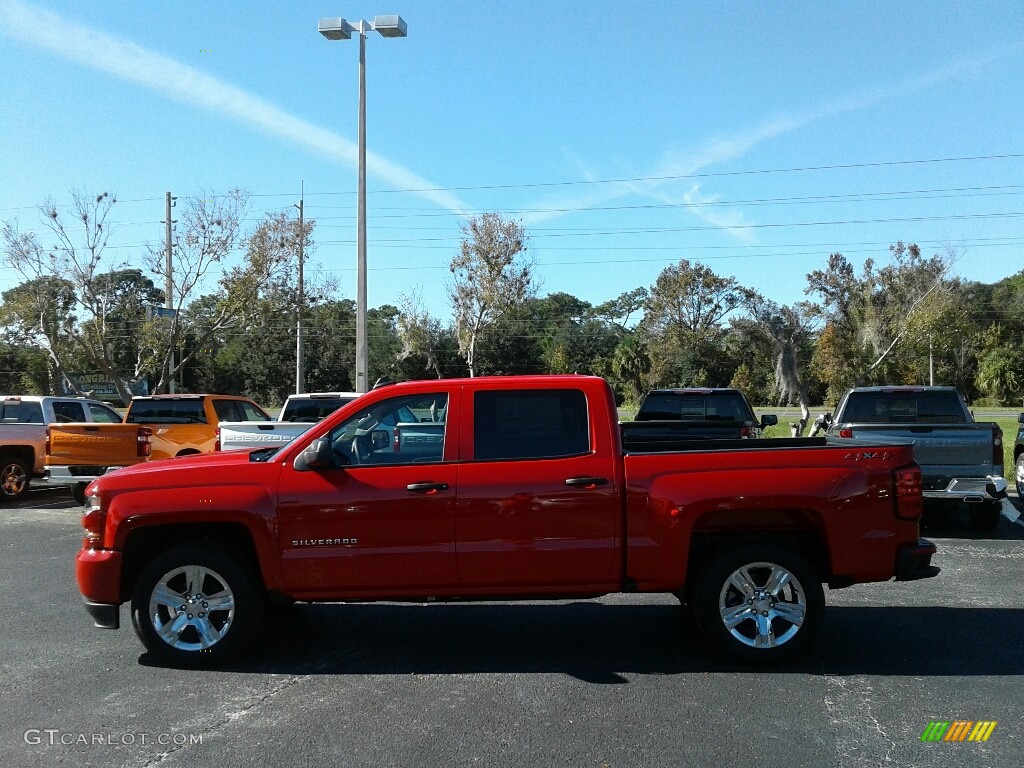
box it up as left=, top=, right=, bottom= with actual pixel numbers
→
left=693, top=542, right=824, bottom=664
left=71, top=483, right=89, bottom=505
left=969, top=501, right=1002, bottom=532
left=0, top=455, right=30, bottom=502
left=131, top=543, right=264, bottom=667
left=1016, top=454, right=1024, bottom=498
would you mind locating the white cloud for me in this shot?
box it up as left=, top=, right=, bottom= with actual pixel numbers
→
left=0, top=0, right=471, bottom=215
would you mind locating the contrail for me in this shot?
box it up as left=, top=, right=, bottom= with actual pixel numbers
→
left=0, top=0, right=470, bottom=215
left=523, top=43, right=1022, bottom=231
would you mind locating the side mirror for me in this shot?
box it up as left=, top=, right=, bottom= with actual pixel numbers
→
left=1018, top=412, right=1024, bottom=425
left=760, top=414, right=778, bottom=428
left=370, top=429, right=390, bottom=450
left=294, top=437, right=337, bottom=471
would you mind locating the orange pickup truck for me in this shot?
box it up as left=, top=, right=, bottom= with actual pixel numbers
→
left=123, top=394, right=270, bottom=460
left=44, top=423, right=153, bottom=503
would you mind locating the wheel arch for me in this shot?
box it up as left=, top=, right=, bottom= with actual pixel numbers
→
left=120, top=523, right=263, bottom=603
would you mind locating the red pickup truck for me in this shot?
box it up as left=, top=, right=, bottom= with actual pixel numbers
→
left=75, top=375, right=937, bottom=667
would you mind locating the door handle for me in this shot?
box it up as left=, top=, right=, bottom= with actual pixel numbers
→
left=406, top=482, right=449, bottom=494
left=564, top=476, right=608, bottom=488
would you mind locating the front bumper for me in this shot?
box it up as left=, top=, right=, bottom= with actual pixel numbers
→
left=76, top=547, right=123, bottom=629
left=83, top=599, right=120, bottom=629
left=895, top=538, right=940, bottom=581
left=922, top=475, right=1008, bottom=503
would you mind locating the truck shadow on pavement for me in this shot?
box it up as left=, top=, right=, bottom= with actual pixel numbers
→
left=159, top=600, right=1024, bottom=681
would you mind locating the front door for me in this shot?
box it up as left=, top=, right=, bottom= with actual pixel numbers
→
left=276, top=391, right=457, bottom=595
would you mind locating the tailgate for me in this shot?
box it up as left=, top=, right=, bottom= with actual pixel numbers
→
left=834, top=424, right=997, bottom=471
left=46, top=424, right=146, bottom=466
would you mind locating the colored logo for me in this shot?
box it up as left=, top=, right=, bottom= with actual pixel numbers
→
left=921, top=721, right=997, bottom=742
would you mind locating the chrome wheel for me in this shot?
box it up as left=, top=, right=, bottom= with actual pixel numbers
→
left=694, top=543, right=824, bottom=663
left=132, top=543, right=264, bottom=667
left=718, top=561, right=808, bottom=649
left=147, top=564, right=236, bottom=651
left=1016, top=454, right=1024, bottom=498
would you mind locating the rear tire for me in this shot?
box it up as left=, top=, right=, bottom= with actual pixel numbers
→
left=131, top=543, right=264, bottom=667
left=0, top=456, right=30, bottom=502
left=693, top=542, right=824, bottom=664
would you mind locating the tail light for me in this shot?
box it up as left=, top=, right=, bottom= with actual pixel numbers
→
left=137, top=427, right=152, bottom=457
left=839, top=428, right=854, bottom=438
left=894, top=464, right=923, bottom=521
left=993, top=426, right=1003, bottom=466
left=393, top=426, right=401, bottom=454
left=214, top=426, right=221, bottom=451
left=739, top=426, right=751, bottom=438
left=81, top=494, right=106, bottom=547
left=45, top=426, right=52, bottom=456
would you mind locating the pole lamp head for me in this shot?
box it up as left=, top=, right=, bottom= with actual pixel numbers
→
left=372, top=15, right=407, bottom=37
left=318, top=18, right=354, bottom=40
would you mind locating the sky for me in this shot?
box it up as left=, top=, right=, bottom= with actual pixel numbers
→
left=1, top=0, right=1022, bottom=325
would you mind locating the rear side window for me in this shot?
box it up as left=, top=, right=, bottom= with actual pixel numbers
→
left=474, top=389, right=589, bottom=461
left=1, top=401, right=44, bottom=423
left=51, top=401, right=87, bottom=423
left=127, top=399, right=207, bottom=424
left=211, top=399, right=241, bottom=422
left=841, top=391, right=967, bottom=423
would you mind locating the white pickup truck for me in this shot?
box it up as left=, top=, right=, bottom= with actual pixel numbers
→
left=0, top=395, right=125, bottom=502
left=216, top=392, right=361, bottom=452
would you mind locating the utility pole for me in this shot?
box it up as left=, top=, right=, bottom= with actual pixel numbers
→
left=164, top=192, right=176, bottom=394
left=295, top=182, right=305, bottom=394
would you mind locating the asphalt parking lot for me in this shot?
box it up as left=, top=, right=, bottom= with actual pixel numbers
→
left=2, top=488, right=1022, bottom=768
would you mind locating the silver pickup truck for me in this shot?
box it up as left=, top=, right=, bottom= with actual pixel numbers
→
left=828, top=385, right=1006, bottom=529
left=217, top=392, right=361, bottom=452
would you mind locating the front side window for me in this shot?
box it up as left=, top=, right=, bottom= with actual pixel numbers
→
left=238, top=401, right=271, bottom=421
left=325, top=393, right=447, bottom=467
left=474, top=389, right=589, bottom=461
left=88, top=402, right=123, bottom=423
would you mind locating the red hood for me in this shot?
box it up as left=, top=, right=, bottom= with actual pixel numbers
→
left=88, top=449, right=275, bottom=494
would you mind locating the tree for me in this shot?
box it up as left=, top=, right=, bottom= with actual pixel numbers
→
left=449, top=213, right=536, bottom=377
left=395, top=290, right=447, bottom=378
left=145, top=204, right=320, bottom=398
left=743, top=293, right=818, bottom=434
left=642, top=259, right=745, bottom=387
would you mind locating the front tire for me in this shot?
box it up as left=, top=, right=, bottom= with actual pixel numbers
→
left=131, top=543, right=264, bottom=667
left=72, top=483, right=89, bottom=505
left=693, top=542, right=824, bottom=664
left=0, top=455, right=30, bottom=501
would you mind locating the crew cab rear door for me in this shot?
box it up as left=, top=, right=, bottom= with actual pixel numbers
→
left=455, top=385, right=620, bottom=589
left=275, top=389, right=458, bottom=594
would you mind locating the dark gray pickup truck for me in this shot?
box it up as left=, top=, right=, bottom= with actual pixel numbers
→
left=828, top=386, right=1006, bottom=529
left=629, top=388, right=777, bottom=443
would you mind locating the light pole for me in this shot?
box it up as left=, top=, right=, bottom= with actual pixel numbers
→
left=318, top=14, right=407, bottom=393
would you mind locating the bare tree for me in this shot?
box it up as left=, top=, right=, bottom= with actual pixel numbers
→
left=449, top=213, right=536, bottom=377
left=395, top=290, right=445, bottom=378
left=1, top=189, right=149, bottom=402
left=744, top=292, right=819, bottom=435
